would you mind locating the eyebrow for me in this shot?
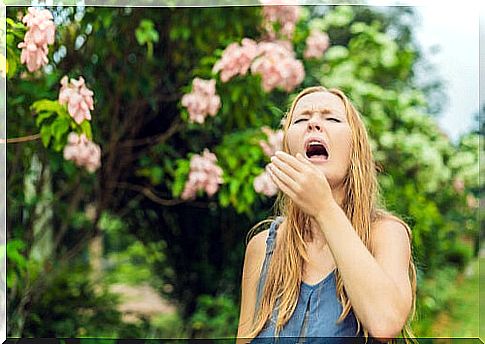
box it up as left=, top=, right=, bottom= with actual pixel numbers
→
left=293, top=108, right=344, bottom=118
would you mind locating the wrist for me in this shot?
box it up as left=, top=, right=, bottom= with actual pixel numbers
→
left=315, top=200, right=342, bottom=226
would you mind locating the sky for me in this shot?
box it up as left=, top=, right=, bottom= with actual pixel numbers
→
left=412, top=4, right=480, bottom=141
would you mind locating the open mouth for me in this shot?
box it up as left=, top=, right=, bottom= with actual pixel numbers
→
left=305, top=141, right=329, bottom=160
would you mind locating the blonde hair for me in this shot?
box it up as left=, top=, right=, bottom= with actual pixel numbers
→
left=246, top=86, right=417, bottom=343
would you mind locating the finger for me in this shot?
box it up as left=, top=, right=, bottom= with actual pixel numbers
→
left=296, top=153, right=313, bottom=166
left=271, top=155, right=300, bottom=180
left=267, top=166, right=297, bottom=200
left=274, top=151, right=305, bottom=173
left=267, top=163, right=299, bottom=192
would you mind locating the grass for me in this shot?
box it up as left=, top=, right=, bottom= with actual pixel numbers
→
left=412, top=257, right=481, bottom=339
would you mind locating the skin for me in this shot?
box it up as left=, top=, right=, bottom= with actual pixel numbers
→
left=236, top=91, right=412, bottom=343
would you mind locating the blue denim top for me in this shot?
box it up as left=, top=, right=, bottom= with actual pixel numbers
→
left=251, top=217, right=364, bottom=343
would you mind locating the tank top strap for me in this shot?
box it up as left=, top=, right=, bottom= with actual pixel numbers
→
left=265, top=216, right=283, bottom=255
left=253, top=216, right=284, bottom=321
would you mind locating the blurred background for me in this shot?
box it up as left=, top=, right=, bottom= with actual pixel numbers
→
left=4, top=3, right=482, bottom=339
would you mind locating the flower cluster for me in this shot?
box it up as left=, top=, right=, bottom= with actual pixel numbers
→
left=17, top=7, right=56, bottom=72
left=261, top=0, right=301, bottom=40
left=58, top=76, right=95, bottom=125
left=259, top=126, right=283, bottom=158
left=63, top=132, right=101, bottom=173
left=452, top=177, right=465, bottom=194
left=181, top=149, right=224, bottom=200
left=251, top=41, right=304, bottom=92
left=304, top=30, right=330, bottom=59
left=253, top=170, right=278, bottom=197
left=181, top=78, right=221, bottom=124
left=466, top=194, right=478, bottom=209
left=212, top=38, right=259, bottom=82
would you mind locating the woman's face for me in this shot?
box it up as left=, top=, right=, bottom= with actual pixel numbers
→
left=286, top=91, right=352, bottom=188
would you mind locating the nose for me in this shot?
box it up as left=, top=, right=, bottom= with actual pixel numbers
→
left=307, top=119, right=322, bottom=132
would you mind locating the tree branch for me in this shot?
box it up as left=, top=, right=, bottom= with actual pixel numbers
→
left=1, top=133, right=40, bottom=144
left=114, top=182, right=186, bottom=206
left=119, top=116, right=184, bottom=148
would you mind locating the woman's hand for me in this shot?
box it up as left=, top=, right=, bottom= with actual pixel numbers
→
left=267, top=151, right=336, bottom=218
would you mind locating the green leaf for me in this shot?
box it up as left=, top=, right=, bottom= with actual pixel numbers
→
left=31, top=99, right=64, bottom=115
left=7, top=239, right=27, bottom=270
left=80, top=121, right=93, bottom=140
left=51, top=117, right=70, bottom=142
left=6, top=18, right=16, bottom=27
left=40, top=125, right=51, bottom=147
left=135, top=19, right=159, bottom=46
left=35, top=111, right=56, bottom=127
left=150, top=166, right=164, bottom=185
left=324, top=46, right=349, bottom=61
left=7, top=54, right=17, bottom=79
left=219, top=190, right=230, bottom=207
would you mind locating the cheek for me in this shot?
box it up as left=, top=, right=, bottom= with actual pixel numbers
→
left=335, top=129, right=353, bottom=163
left=285, top=127, right=301, bottom=155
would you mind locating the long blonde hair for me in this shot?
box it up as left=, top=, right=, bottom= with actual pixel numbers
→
left=247, top=86, right=417, bottom=343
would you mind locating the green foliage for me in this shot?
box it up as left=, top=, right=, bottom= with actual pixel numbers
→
left=31, top=99, right=93, bottom=151
left=215, top=129, right=267, bottom=214
left=105, top=240, right=168, bottom=286
left=6, top=17, right=27, bottom=78
left=135, top=19, right=159, bottom=59
left=6, top=239, right=28, bottom=287
left=135, top=19, right=160, bottom=45
left=172, top=158, right=191, bottom=198
left=188, top=294, right=239, bottom=338
left=414, top=265, right=460, bottom=326
left=150, top=312, right=187, bottom=338
left=21, top=264, right=148, bottom=338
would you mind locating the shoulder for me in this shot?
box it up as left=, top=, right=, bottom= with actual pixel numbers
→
left=241, top=229, right=270, bottom=283
left=370, top=214, right=411, bottom=257
left=246, top=229, right=269, bottom=259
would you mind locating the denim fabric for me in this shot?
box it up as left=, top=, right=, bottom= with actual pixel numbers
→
left=252, top=217, right=362, bottom=343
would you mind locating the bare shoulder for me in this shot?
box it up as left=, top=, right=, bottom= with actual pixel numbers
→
left=371, top=215, right=412, bottom=255
left=237, top=228, right=270, bottom=338
left=245, top=229, right=269, bottom=262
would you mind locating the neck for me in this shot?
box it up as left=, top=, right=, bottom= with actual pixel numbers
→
left=308, top=184, right=345, bottom=246
left=331, top=182, right=346, bottom=207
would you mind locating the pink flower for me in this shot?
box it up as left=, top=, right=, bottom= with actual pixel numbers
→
left=181, top=149, right=224, bottom=200
left=181, top=78, right=221, bottom=124
left=304, top=30, right=330, bottom=59
left=253, top=170, right=278, bottom=197
left=17, top=7, right=55, bottom=72
left=251, top=41, right=304, bottom=92
left=466, top=194, right=478, bottom=209
left=213, top=38, right=259, bottom=82
left=58, top=76, right=95, bottom=125
left=261, top=0, right=301, bottom=40
left=259, top=126, right=283, bottom=158
left=452, top=178, right=465, bottom=194
left=63, top=132, right=101, bottom=173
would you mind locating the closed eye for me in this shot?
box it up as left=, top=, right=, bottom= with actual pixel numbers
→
left=327, top=117, right=341, bottom=123
left=294, top=118, right=308, bottom=124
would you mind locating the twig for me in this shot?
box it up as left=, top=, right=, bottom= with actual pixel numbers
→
left=120, top=117, right=183, bottom=148
left=1, top=133, right=40, bottom=144
left=115, top=182, right=185, bottom=206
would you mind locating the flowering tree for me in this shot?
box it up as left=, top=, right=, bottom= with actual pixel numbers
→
left=5, top=4, right=480, bottom=338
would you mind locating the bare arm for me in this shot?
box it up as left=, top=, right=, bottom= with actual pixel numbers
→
left=236, top=229, right=269, bottom=344
left=315, top=205, right=413, bottom=341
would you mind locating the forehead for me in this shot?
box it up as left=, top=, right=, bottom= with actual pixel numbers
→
left=293, top=91, right=346, bottom=116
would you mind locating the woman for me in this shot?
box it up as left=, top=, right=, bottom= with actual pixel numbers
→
left=236, top=86, right=417, bottom=344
